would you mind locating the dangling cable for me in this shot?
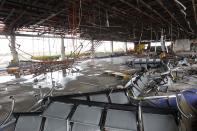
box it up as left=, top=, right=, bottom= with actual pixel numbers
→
left=138, top=23, right=144, bottom=45
left=174, top=0, right=186, bottom=10
left=72, top=0, right=82, bottom=35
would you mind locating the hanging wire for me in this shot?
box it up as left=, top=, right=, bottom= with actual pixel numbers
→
left=5, top=35, right=33, bottom=57
left=99, top=4, right=101, bottom=34
left=18, top=53, right=29, bottom=60
left=138, top=23, right=144, bottom=45
left=72, top=0, right=82, bottom=35
left=106, top=10, right=109, bottom=27
left=174, top=0, right=186, bottom=10
left=171, top=18, right=173, bottom=41
left=151, top=24, right=153, bottom=42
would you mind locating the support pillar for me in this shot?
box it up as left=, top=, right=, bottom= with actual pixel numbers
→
left=154, top=42, right=157, bottom=53
left=91, top=39, right=95, bottom=59
left=111, top=41, right=114, bottom=56
left=134, top=42, right=137, bottom=52
left=147, top=42, right=151, bottom=50
left=161, top=33, right=166, bottom=52
left=125, top=41, right=128, bottom=53
left=61, top=36, right=65, bottom=60
left=10, top=33, right=19, bottom=65
left=72, top=38, right=75, bottom=54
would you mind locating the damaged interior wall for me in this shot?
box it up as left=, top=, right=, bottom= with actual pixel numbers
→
left=173, top=39, right=191, bottom=52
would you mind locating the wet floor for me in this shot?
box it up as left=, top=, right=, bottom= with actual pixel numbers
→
left=0, top=56, right=135, bottom=123
left=0, top=55, right=197, bottom=124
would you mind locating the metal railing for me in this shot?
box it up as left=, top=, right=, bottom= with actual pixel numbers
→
left=0, top=96, right=15, bottom=127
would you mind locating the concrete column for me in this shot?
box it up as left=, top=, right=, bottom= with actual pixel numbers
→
left=10, top=33, right=19, bottom=65
left=91, top=39, right=95, bottom=59
left=134, top=42, right=137, bottom=52
left=147, top=42, right=151, bottom=50
left=111, top=41, right=114, bottom=55
left=125, top=41, right=128, bottom=53
left=72, top=38, right=75, bottom=53
left=61, top=37, right=65, bottom=60
left=160, top=34, right=166, bottom=52
left=154, top=42, right=157, bottom=53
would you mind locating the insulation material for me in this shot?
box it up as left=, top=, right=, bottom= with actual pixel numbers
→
left=90, top=94, right=109, bottom=102
left=43, top=102, right=73, bottom=119
left=109, top=92, right=129, bottom=104
left=71, top=105, right=102, bottom=125
left=105, top=109, right=137, bottom=130
left=143, top=113, right=178, bottom=131
left=14, top=116, right=42, bottom=131
left=72, top=123, right=100, bottom=131
left=173, top=39, right=190, bottom=52
left=44, top=118, right=68, bottom=131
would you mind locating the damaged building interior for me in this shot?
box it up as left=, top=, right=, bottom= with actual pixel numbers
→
left=0, top=0, right=197, bottom=131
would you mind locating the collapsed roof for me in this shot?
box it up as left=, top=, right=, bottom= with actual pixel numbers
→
left=0, top=0, right=196, bottom=41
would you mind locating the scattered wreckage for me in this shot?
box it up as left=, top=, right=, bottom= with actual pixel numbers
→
left=0, top=58, right=197, bottom=131
left=0, top=88, right=196, bottom=131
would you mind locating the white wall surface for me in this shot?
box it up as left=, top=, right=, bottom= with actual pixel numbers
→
left=173, top=39, right=190, bottom=52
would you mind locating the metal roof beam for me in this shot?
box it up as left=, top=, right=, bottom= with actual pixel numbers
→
left=3, top=8, right=15, bottom=23
left=32, top=0, right=39, bottom=5
left=0, top=0, right=6, bottom=9
left=138, top=0, right=180, bottom=34
left=33, top=9, right=65, bottom=26
left=192, top=0, right=197, bottom=25
left=155, top=0, right=193, bottom=35
left=139, top=0, right=169, bottom=25
left=119, top=0, right=161, bottom=23
left=9, top=11, right=25, bottom=29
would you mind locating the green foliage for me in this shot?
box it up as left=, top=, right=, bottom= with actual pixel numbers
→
left=65, top=52, right=91, bottom=57
left=31, top=55, right=60, bottom=61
